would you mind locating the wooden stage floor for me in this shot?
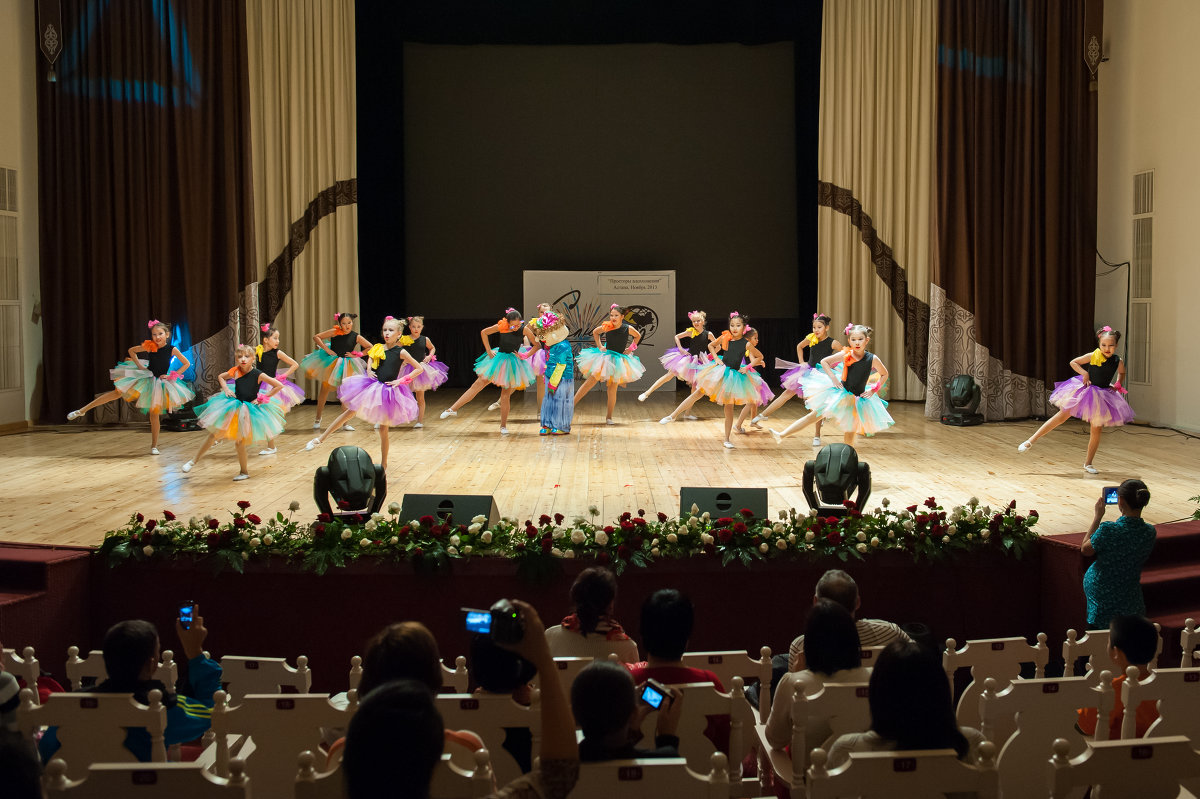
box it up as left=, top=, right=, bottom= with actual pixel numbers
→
left=2, top=390, right=1196, bottom=547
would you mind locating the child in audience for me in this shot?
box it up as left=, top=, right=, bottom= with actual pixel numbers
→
left=1076, top=614, right=1160, bottom=739
left=544, top=567, right=639, bottom=663
left=572, top=660, right=684, bottom=762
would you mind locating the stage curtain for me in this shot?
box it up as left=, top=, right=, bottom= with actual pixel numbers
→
left=245, top=0, right=358, bottom=387
left=36, top=0, right=255, bottom=418
left=926, top=0, right=1100, bottom=420
left=816, top=0, right=936, bottom=402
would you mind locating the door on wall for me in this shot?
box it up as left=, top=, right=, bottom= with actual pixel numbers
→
left=0, top=167, right=24, bottom=426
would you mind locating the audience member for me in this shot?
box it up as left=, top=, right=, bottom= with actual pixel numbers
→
left=766, top=599, right=871, bottom=750
left=343, top=600, right=578, bottom=799
left=1077, top=613, right=1160, bottom=739
left=471, top=633, right=537, bottom=774
left=626, top=589, right=723, bottom=689
left=0, top=730, right=41, bottom=799
left=826, top=641, right=984, bottom=767
left=789, top=569, right=909, bottom=672
left=0, top=666, right=18, bottom=733
left=1081, top=480, right=1156, bottom=628
left=572, top=659, right=684, bottom=761
left=544, top=567, right=639, bottom=662
left=38, top=609, right=221, bottom=763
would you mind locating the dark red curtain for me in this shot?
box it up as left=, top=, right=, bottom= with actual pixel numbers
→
left=36, top=0, right=254, bottom=420
left=936, top=0, right=1100, bottom=387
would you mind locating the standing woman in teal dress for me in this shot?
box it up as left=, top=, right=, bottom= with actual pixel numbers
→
left=1081, top=480, right=1156, bottom=628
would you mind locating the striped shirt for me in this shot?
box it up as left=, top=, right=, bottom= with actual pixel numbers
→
left=789, top=618, right=911, bottom=672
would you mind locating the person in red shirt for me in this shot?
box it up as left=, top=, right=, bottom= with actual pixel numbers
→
left=1077, top=614, right=1160, bottom=739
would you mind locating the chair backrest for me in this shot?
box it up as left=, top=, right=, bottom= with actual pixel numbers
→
left=1063, top=625, right=1163, bottom=676
left=442, top=656, right=468, bottom=693
left=979, top=672, right=1113, bottom=799
left=943, top=634, right=1049, bottom=729
left=807, top=742, right=999, bottom=799
left=537, top=656, right=592, bottom=695
left=1121, top=666, right=1200, bottom=741
left=44, top=757, right=248, bottom=798
left=855, top=645, right=887, bottom=670
left=635, top=678, right=752, bottom=778
left=680, top=647, right=773, bottom=723
left=218, top=655, right=311, bottom=701
left=435, top=690, right=539, bottom=786
left=211, top=690, right=355, bottom=798
left=570, top=753, right=731, bottom=799
left=792, top=681, right=872, bottom=777
left=65, top=647, right=179, bottom=692
left=19, top=688, right=167, bottom=778
left=1048, top=735, right=1200, bottom=799
left=1180, top=619, right=1200, bottom=669
left=294, top=748, right=494, bottom=799
left=2, top=645, right=40, bottom=701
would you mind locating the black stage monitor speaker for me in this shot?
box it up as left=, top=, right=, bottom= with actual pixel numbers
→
left=679, top=487, right=768, bottom=519
left=400, top=494, right=500, bottom=527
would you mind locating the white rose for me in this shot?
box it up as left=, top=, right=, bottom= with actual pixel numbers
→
left=650, top=547, right=660, bottom=557
left=387, top=501, right=401, bottom=514
left=563, top=549, right=576, bottom=559
left=263, top=534, right=273, bottom=546
left=903, top=520, right=915, bottom=531
left=360, top=538, right=371, bottom=547
left=690, top=503, right=700, bottom=515
left=463, top=545, right=473, bottom=554
left=856, top=542, right=867, bottom=553
left=289, top=501, right=302, bottom=512
left=595, top=531, right=609, bottom=546
left=481, top=531, right=493, bottom=543
left=189, top=517, right=199, bottom=527
left=968, top=496, right=979, bottom=507
left=389, top=536, right=399, bottom=545
left=240, top=530, right=250, bottom=541
left=772, top=522, right=785, bottom=534
left=552, top=528, right=565, bottom=540
left=870, top=536, right=880, bottom=548
left=788, top=532, right=797, bottom=544
left=651, top=538, right=659, bottom=548
left=808, top=508, right=818, bottom=517
left=471, top=514, right=487, bottom=524
left=948, top=524, right=957, bottom=535
left=701, top=511, right=711, bottom=521
left=776, top=539, right=788, bottom=550
left=779, top=510, right=789, bottom=520
left=341, top=529, right=352, bottom=540
left=143, top=545, right=154, bottom=556
left=468, top=523, right=482, bottom=535
left=241, top=551, right=249, bottom=560
left=447, top=546, right=459, bottom=556
left=449, top=534, right=461, bottom=547
left=966, top=533, right=975, bottom=540
left=571, top=529, right=586, bottom=544
left=370, top=512, right=383, bottom=523
left=687, top=517, right=699, bottom=529
left=888, top=530, right=896, bottom=539
left=551, top=547, right=563, bottom=557
left=249, top=537, right=261, bottom=548
left=942, top=535, right=950, bottom=543
left=666, top=533, right=678, bottom=544
left=204, top=514, right=214, bottom=524
left=805, top=531, right=815, bottom=542
left=981, top=530, right=990, bottom=539
left=759, top=542, right=769, bottom=553
left=364, top=520, right=377, bottom=532
left=881, top=497, right=890, bottom=508
left=701, top=533, right=714, bottom=545
left=856, top=531, right=867, bottom=542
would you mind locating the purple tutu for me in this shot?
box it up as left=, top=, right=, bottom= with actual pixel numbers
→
left=659, top=348, right=706, bottom=383
left=336, top=374, right=419, bottom=426
left=260, top=374, right=305, bottom=410
left=1048, top=375, right=1135, bottom=427
left=750, top=369, right=774, bottom=405
left=401, top=360, right=449, bottom=392
left=775, top=357, right=811, bottom=393
left=519, top=345, right=548, bottom=377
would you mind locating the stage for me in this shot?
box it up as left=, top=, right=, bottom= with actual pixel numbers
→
left=2, top=392, right=1197, bottom=548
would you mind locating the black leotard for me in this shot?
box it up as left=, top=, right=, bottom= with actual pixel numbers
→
left=497, top=330, right=524, bottom=354
left=234, top=368, right=262, bottom=402
left=145, top=348, right=173, bottom=377
left=257, top=349, right=280, bottom=375
left=721, top=338, right=749, bottom=369
left=375, top=347, right=404, bottom=383
left=842, top=353, right=875, bottom=396
left=329, top=331, right=357, bottom=356
left=686, top=331, right=711, bottom=357
left=1087, top=354, right=1120, bottom=387
left=807, top=337, right=834, bottom=367
left=402, top=335, right=428, bottom=360
left=604, top=323, right=633, bottom=353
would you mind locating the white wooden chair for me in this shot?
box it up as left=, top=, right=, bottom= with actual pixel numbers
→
left=436, top=690, right=540, bottom=786
left=442, top=656, right=469, bottom=693
left=855, top=645, right=887, bottom=669
left=943, top=634, right=1049, bottom=730
left=1180, top=619, right=1200, bottom=668
left=347, top=655, right=362, bottom=692
left=1062, top=625, right=1163, bottom=676
left=210, top=690, right=355, bottom=798
left=1048, top=735, right=1200, bottom=799
left=570, top=752, right=731, bottom=799
left=218, top=655, right=311, bottom=701
left=1121, top=665, right=1200, bottom=795
left=2, top=645, right=40, bottom=702
left=755, top=681, right=871, bottom=798
left=807, top=742, right=999, bottom=798
left=19, top=688, right=167, bottom=778
left=294, top=748, right=495, bottom=799
left=978, top=671, right=1113, bottom=798
left=531, top=656, right=592, bottom=695
left=680, top=646, right=773, bottom=723
left=66, top=647, right=178, bottom=691
left=44, top=757, right=248, bottom=798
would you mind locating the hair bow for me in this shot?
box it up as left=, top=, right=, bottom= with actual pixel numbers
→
left=334, top=313, right=343, bottom=321
left=260, top=323, right=271, bottom=333
left=729, top=311, right=739, bottom=318
left=147, top=319, right=162, bottom=329
left=689, top=310, right=700, bottom=317
left=844, top=323, right=854, bottom=335
left=505, top=307, right=517, bottom=314
left=1101, top=325, right=1112, bottom=332
left=813, top=313, right=820, bottom=319
left=384, top=315, right=394, bottom=321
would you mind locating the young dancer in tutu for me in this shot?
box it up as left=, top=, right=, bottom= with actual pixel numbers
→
left=750, top=313, right=841, bottom=445
left=439, top=309, right=538, bottom=435
left=183, top=345, right=286, bottom=481
left=305, top=316, right=424, bottom=469
left=397, top=316, right=448, bottom=428
left=1017, top=326, right=1133, bottom=473
left=637, top=310, right=715, bottom=403
left=488, top=328, right=546, bottom=411
left=573, top=304, right=645, bottom=425
left=732, top=326, right=775, bottom=435
left=660, top=313, right=770, bottom=448
left=770, top=323, right=893, bottom=446
left=67, top=320, right=194, bottom=455
left=529, top=304, right=574, bottom=435
left=255, top=323, right=304, bottom=456
left=299, top=313, right=371, bottom=431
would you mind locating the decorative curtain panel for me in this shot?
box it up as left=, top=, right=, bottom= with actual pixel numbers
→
left=816, top=0, right=937, bottom=402
left=36, top=0, right=255, bottom=417
left=245, top=0, right=358, bottom=386
left=927, top=0, right=1100, bottom=420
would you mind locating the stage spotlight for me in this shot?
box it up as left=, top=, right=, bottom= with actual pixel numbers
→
left=314, top=446, right=387, bottom=517
left=940, top=374, right=984, bottom=426
left=803, top=443, right=871, bottom=517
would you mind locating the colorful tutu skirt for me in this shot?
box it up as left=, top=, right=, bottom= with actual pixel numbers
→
left=798, top=369, right=893, bottom=435
left=693, top=361, right=773, bottom=406
left=775, top=358, right=812, bottom=394
left=659, top=348, right=707, bottom=384
left=473, top=351, right=536, bottom=390
left=299, top=349, right=366, bottom=388
left=400, top=360, right=449, bottom=392
left=109, top=360, right=195, bottom=415
left=1048, top=376, right=1135, bottom=427
left=262, top=373, right=306, bottom=410
left=194, top=394, right=286, bottom=443
left=519, top=345, right=548, bottom=378
left=336, top=374, right=420, bottom=425
left=576, top=348, right=646, bottom=386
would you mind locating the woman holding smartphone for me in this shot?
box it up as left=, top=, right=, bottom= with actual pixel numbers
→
left=1081, top=480, right=1156, bottom=628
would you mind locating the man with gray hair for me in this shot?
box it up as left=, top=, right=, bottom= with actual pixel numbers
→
left=788, top=569, right=910, bottom=672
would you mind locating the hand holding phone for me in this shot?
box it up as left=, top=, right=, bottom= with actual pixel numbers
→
left=178, top=601, right=196, bottom=631
left=639, top=678, right=674, bottom=710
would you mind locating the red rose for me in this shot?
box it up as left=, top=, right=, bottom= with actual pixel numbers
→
left=207, top=518, right=220, bottom=529
left=246, top=514, right=261, bottom=525
left=812, top=517, right=825, bottom=531
left=597, top=550, right=610, bottom=564
left=145, top=519, right=157, bottom=532
left=162, top=510, right=176, bottom=521
left=539, top=514, right=552, bottom=526
left=140, top=530, right=152, bottom=543
left=313, top=523, right=326, bottom=537
left=554, top=513, right=565, bottom=525
left=924, top=497, right=938, bottom=509
left=421, top=515, right=435, bottom=526
left=234, top=517, right=248, bottom=529
left=1029, top=509, right=1039, bottom=518
left=1014, top=515, right=1025, bottom=525
left=412, top=547, right=424, bottom=558
left=1008, top=499, right=1017, bottom=510
left=621, top=521, right=634, bottom=532
left=631, top=536, right=644, bottom=550
left=717, top=529, right=733, bottom=544
left=431, top=525, right=445, bottom=538
left=374, top=540, right=382, bottom=546
left=617, top=544, right=631, bottom=560
left=541, top=538, right=553, bottom=553
left=397, top=525, right=409, bottom=537
left=526, top=526, right=538, bottom=539
left=524, top=519, right=532, bottom=527
left=825, top=517, right=839, bottom=526
left=637, top=508, right=645, bottom=517
left=717, top=517, right=734, bottom=526
left=458, top=524, right=467, bottom=532
left=515, top=541, right=525, bottom=551
left=206, top=532, right=220, bottom=547
left=603, top=525, right=615, bottom=535
left=740, top=508, right=755, bottom=519
left=850, top=509, right=862, bottom=519
left=657, top=512, right=668, bottom=523
left=620, top=512, right=632, bottom=522
left=906, top=505, right=918, bottom=514
left=237, top=500, right=251, bottom=510
left=917, top=514, right=930, bottom=524
left=751, top=535, right=760, bottom=545
left=842, top=500, right=857, bottom=511
left=633, top=518, right=646, bottom=527
left=319, top=513, right=332, bottom=523
left=136, top=513, right=145, bottom=523
left=989, top=514, right=1003, bottom=532
left=827, top=531, right=843, bottom=546
left=703, top=543, right=716, bottom=555
left=733, top=522, right=747, bottom=534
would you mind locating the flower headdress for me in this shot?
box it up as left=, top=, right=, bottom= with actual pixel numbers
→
left=260, top=323, right=271, bottom=333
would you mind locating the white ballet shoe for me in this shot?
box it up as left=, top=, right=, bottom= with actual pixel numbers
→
left=769, top=429, right=784, bottom=444
left=500, top=427, right=509, bottom=435
left=373, top=423, right=379, bottom=431
left=488, top=401, right=501, bottom=411
left=312, top=420, right=322, bottom=430
left=258, top=448, right=276, bottom=456
left=659, top=416, right=674, bottom=424
left=150, top=447, right=161, bottom=455
left=181, top=461, right=194, bottom=473
left=723, top=441, right=735, bottom=449
left=232, top=473, right=250, bottom=481
left=342, top=424, right=355, bottom=432
left=440, top=409, right=457, bottom=419
left=733, top=427, right=747, bottom=435
left=812, top=437, right=822, bottom=447
left=413, top=422, right=423, bottom=429
left=67, top=410, right=83, bottom=421
left=1084, top=464, right=1099, bottom=474
left=637, top=393, right=648, bottom=402
left=1017, top=440, right=1032, bottom=453
left=305, top=437, right=322, bottom=451
left=751, top=414, right=767, bottom=425
left=606, top=419, right=615, bottom=426
left=682, top=414, right=698, bottom=420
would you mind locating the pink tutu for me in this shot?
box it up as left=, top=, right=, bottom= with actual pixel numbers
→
left=401, top=360, right=449, bottom=392
left=336, top=374, right=419, bottom=426
left=260, top=374, right=305, bottom=410
left=1048, top=376, right=1135, bottom=427
left=519, top=345, right=548, bottom=377
left=659, top=348, right=707, bottom=383
left=775, top=357, right=811, bottom=393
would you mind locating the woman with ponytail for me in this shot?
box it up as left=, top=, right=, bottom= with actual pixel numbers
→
left=544, top=567, right=639, bottom=664
left=1081, top=480, right=1156, bottom=627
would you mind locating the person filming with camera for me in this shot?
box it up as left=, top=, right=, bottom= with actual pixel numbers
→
left=1081, top=479, right=1156, bottom=629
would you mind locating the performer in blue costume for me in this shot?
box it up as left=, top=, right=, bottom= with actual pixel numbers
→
left=529, top=304, right=574, bottom=435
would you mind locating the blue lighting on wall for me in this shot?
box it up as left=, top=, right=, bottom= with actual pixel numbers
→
left=170, top=321, right=196, bottom=382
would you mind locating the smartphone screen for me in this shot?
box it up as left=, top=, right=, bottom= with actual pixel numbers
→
left=640, top=683, right=666, bottom=709
left=1103, top=486, right=1120, bottom=505
left=464, top=609, right=492, bottom=634
left=179, top=602, right=195, bottom=630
